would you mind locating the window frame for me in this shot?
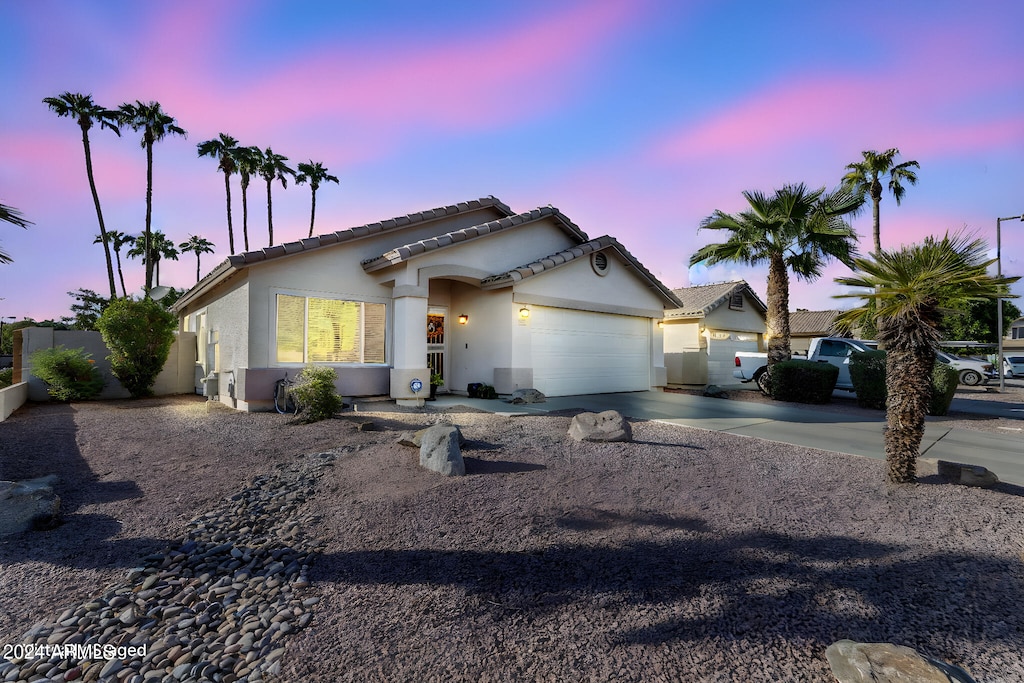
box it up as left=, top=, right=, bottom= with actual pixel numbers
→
left=272, top=289, right=388, bottom=366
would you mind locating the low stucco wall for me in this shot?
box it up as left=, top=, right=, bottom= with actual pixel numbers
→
left=0, top=382, right=28, bottom=421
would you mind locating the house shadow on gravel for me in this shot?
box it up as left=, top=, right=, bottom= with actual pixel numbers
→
left=311, top=528, right=1024, bottom=659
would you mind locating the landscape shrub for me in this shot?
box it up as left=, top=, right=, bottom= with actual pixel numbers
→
left=290, top=364, right=343, bottom=422
left=770, top=360, right=838, bottom=404
left=476, top=384, right=498, bottom=399
left=850, top=350, right=887, bottom=409
left=929, top=362, right=959, bottom=416
left=28, top=346, right=104, bottom=401
left=0, top=367, right=12, bottom=388
left=96, top=297, right=176, bottom=398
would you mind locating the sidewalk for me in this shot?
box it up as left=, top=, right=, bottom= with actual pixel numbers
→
left=424, top=390, right=1024, bottom=486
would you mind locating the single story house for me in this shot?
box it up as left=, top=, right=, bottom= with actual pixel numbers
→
left=171, top=197, right=681, bottom=410
left=789, top=309, right=841, bottom=354
left=662, top=281, right=766, bottom=386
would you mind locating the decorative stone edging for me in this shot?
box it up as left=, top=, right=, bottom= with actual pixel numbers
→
left=0, top=451, right=338, bottom=683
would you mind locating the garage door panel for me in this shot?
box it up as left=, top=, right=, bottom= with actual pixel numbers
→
left=531, top=308, right=650, bottom=396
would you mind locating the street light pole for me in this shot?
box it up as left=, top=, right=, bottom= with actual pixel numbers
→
left=996, top=213, right=1024, bottom=393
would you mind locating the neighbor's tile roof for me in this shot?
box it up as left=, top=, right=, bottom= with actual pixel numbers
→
left=789, top=309, right=841, bottom=335
left=360, top=206, right=589, bottom=272
left=667, top=281, right=767, bottom=317
left=479, top=235, right=681, bottom=306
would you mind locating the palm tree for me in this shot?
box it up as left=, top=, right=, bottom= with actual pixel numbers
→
left=690, top=183, right=862, bottom=380
left=834, top=233, right=1019, bottom=484
left=118, top=101, right=187, bottom=294
left=296, top=161, right=340, bottom=238
left=842, top=148, right=920, bottom=254
left=43, top=92, right=121, bottom=297
left=179, top=234, right=215, bottom=282
left=93, top=230, right=133, bottom=297
left=258, top=147, right=295, bottom=247
left=1, top=202, right=33, bottom=264
left=197, top=133, right=238, bottom=254
left=233, top=146, right=261, bottom=252
left=127, top=230, right=179, bottom=287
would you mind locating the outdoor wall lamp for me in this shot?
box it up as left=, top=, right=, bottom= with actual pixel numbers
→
left=458, top=314, right=469, bottom=325
left=519, top=307, right=530, bottom=319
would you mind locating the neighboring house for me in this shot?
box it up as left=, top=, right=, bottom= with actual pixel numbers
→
left=1006, top=316, right=1024, bottom=352
left=662, top=281, right=766, bottom=386
left=789, top=309, right=841, bottom=354
left=171, top=197, right=680, bottom=410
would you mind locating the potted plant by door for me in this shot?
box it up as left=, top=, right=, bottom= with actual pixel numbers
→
left=429, top=371, right=444, bottom=400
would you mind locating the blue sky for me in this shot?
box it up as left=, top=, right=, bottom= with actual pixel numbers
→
left=2, top=0, right=1023, bottom=322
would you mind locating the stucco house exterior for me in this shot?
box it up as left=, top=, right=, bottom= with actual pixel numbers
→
left=171, top=197, right=680, bottom=410
left=662, top=281, right=766, bottom=386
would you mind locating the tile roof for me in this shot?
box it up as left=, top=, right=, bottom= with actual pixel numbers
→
left=479, top=236, right=681, bottom=306
left=667, top=281, right=767, bottom=317
left=360, top=206, right=589, bottom=272
left=789, top=309, right=841, bottom=335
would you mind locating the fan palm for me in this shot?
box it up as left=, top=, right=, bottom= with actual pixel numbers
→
left=842, top=148, right=919, bottom=253
left=118, top=101, right=187, bottom=294
left=232, top=146, right=261, bottom=252
left=296, top=161, right=339, bottom=238
left=1, top=202, right=33, bottom=264
left=43, top=92, right=121, bottom=297
left=127, top=230, right=179, bottom=287
left=197, top=133, right=238, bottom=254
left=179, top=234, right=215, bottom=282
left=93, top=230, right=133, bottom=297
left=834, top=233, right=1019, bottom=483
left=690, top=183, right=862, bottom=376
left=258, top=147, right=295, bottom=247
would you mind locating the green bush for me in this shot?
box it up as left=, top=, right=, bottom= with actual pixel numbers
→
left=0, top=367, right=12, bottom=388
left=850, top=350, right=887, bottom=409
left=929, top=362, right=959, bottom=416
left=770, top=360, right=838, bottom=404
left=477, top=384, right=497, bottom=399
left=28, top=346, right=105, bottom=401
left=290, top=364, right=343, bottom=422
left=96, top=297, right=176, bottom=398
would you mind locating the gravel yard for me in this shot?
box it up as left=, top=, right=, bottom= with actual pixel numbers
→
left=1, top=391, right=1023, bottom=682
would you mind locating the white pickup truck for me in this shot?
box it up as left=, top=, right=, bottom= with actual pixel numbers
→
left=733, top=337, right=876, bottom=394
left=734, top=337, right=996, bottom=394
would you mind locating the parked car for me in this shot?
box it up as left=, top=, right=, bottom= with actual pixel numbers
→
left=1003, top=355, right=1024, bottom=377
left=934, top=350, right=996, bottom=386
left=734, top=337, right=875, bottom=394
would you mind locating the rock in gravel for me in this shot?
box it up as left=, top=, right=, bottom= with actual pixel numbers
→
left=0, top=475, right=61, bottom=535
left=510, top=388, right=546, bottom=404
left=568, top=410, right=632, bottom=443
left=702, top=384, right=728, bottom=398
left=937, top=461, right=999, bottom=488
left=398, top=425, right=465, bottom=449
left=418, top=424, right=465, bottom=476
left=825, top=640, right=977, bottom=683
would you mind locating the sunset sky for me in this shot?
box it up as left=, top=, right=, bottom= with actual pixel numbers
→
left=2, top=0, right=1023, bottom=323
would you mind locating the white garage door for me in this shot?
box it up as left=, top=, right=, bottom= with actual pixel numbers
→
left=707, top=333, right=759, bottom=385
left=531, top=306, right=651, bottom=396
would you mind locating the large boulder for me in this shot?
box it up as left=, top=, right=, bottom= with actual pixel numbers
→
left=568, top=410, right=632, bottom=443
left=825, top=640, right=977, bottom=683
left=398, top=425, right=465, bottom=449
left=0, top=475, right=61, bottom=535
left=419, top=424, right=465, bottom=477
left=510, top=388, right=546, bottom=404
left=937, top=461, right=999, bottom=488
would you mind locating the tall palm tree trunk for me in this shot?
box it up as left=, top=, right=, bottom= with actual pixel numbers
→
left=883, top=345, right=934, bottom=483
left=223, top=169, right=234, bottom=254
left=81, top=128, right=118, bottom=298
left=266, top=180, right=274, bottom=247
left=765, top=251, right=792, bottom=367
left=241, top=176, right=250, bottom=251
left=144, top=140, right=154, bottom=293
left=195, top=254, right=201, bottom=282
left=308, top=188, right=318, bottom=238
left=870, top=182, right=883, bottom=253
left=114, top=247, right=127, bottom=297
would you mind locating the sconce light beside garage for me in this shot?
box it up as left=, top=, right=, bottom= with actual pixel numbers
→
left=458, top=314, right=469, bottom=325
left=519, top=307, right=530, bottom=319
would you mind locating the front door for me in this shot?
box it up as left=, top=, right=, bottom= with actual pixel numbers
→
left=427, top=306, right=446, bottom=391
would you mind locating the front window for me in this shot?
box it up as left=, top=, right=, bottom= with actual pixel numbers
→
left=276, top=294, right=386, bottom=364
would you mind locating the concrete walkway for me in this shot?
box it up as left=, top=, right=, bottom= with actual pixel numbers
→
left=425, top=389, right=1024, bottom=486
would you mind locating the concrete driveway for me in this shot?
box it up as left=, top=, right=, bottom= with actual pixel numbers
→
left=426, top=389, right=1024, bottom=486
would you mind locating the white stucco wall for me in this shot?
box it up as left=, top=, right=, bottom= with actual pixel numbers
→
left=445, top=283, right=515, bottom=393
